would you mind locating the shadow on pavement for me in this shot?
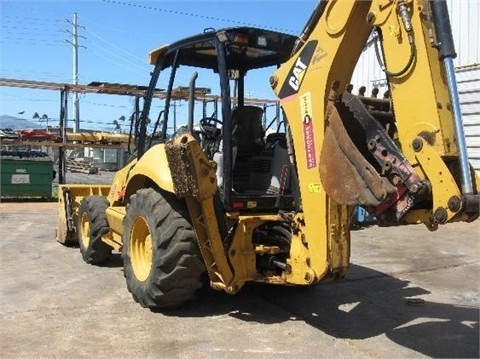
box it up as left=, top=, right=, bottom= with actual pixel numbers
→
left=169, top=263, right=479, bottom=358
left=67, top=242, right=478, bottom=358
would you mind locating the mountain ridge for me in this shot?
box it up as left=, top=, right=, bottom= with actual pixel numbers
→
left=0, top=115, right=43, bottom=130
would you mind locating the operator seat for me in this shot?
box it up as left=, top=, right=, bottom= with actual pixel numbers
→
left=231, top=105, right=264, bottom=155
left=214, top=106, right=264, bottom=190
left=231, top=105, right=266, bottom=193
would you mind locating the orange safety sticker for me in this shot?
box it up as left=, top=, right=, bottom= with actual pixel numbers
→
left=300, top=92, right=317, bottom=169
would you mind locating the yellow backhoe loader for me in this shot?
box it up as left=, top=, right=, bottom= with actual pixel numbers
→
left=56, top=0, right=479, bottom=308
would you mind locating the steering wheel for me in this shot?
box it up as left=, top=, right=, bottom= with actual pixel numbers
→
left=198, top=117, right=222, bottom=139
left=200, top=117, right=222, bottom=127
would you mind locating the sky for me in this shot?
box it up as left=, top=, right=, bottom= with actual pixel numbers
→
left=0, top=0, right=318, bottom=131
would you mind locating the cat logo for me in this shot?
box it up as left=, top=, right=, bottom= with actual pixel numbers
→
left=289, top=57, right=307, bottom=91
left=278, top=40, right=317, bottom=99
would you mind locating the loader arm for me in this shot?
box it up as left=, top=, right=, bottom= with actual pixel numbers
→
left=270, top=0, right=478, bottom=283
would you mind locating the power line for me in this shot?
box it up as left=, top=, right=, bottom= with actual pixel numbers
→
left=0, top=14, right=64, bottom=23
left=100, top=0, right=297, bottom=33
left=86, top=47, right=147, bottom=77
left=1, top=16, right=66, bottom=42
left=85, top=38, right=148, bottom=72
left=84, top=27, right=148, bottom=64
left=0, top=37, right=64, bottom=45
left=81, top=15, right=160, bottom=38
left=0, top=73, right=70, bottom=83
left=82, top=100, right=130, bottom=109
left=1, top=26, right=63, bottom=34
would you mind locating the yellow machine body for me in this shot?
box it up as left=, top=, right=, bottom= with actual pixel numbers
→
left=56, top=0, right=478, bottom=309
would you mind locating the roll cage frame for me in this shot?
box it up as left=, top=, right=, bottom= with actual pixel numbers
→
left=136, top=27, right=297, bottom=209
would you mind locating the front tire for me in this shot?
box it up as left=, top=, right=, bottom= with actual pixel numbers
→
left=78, top=196, right=112, bottom=264
left=122, top=188, right=205, bottom=309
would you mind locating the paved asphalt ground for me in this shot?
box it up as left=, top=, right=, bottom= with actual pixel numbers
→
left=0, top=200, right=478, bottom=358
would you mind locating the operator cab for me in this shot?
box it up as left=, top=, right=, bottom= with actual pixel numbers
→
left=138, top=27, right=298, bottom=211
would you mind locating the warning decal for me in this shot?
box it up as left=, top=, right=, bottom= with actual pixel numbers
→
left=300, top=92, right=317, bottom=169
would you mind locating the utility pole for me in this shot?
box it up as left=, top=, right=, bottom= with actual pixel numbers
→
left=65, top=13, right=86, bottom=133
left=72, top=13, right=80, bottom=133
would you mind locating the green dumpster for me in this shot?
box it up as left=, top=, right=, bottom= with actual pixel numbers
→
left=1, top=157, right=54, bottom=198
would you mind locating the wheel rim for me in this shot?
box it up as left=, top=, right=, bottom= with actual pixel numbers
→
left=80, top=212, right=90, bottom=248
left=130, top=216, right=153, bottom=282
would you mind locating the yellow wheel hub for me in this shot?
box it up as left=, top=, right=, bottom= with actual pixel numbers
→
left=130, top=216, right=153, bottom=282
left=80, top=213, right=90, bottom=249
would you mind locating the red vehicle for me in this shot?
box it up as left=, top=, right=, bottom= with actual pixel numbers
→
left=19, top=129, right=61, bottom=142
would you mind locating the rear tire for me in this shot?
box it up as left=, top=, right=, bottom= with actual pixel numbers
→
left=78, top=196, right=111, bottom=264
left=122, top=188, right=205, bottom=309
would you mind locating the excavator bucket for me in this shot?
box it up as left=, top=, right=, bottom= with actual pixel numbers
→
left=319, top=89, right=396, bottom=207
left=319, top=89, right=428, bottom=222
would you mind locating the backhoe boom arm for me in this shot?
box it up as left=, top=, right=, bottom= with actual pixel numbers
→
left=270, top=0, right=478, bottom=283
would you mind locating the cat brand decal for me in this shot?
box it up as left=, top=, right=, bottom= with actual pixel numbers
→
left=278, top=40, right=317, bottom=99
left=289, top=58, right=307, bottom=91
left=300, top=92, right=317, bottom=169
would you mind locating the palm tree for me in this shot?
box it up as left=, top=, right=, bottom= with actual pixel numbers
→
left=41, top=114, right=49, bottom=130
left=32, top=112, right=49, bottom=130
left=113, top=115, right=126, bottom=133
left=112, top=120, right=120, bottom=133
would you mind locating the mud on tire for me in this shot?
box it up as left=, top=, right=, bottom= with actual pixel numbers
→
left=78, top=196, right=112, bottom=265
left=122, top=188, right=205, bottom=309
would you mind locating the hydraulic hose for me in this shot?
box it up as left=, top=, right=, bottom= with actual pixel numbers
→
left=374, top=1, right=416, bottom=77
left=431, top=0, right=473, bottom=194
left=374, top=28, right=416, bottom=77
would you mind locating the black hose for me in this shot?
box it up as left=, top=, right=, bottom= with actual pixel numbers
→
left=430, top=0, right=457, bottom=60
left=374, top=27, right=416, bottom=77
